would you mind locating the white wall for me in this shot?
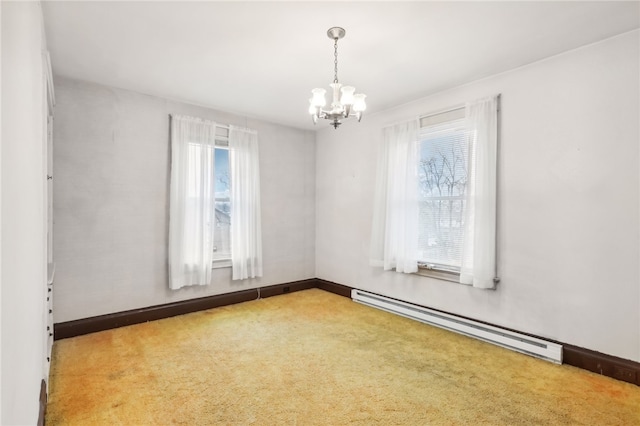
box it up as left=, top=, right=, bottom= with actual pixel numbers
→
left=316, top=31, right=640, bottom=362
left=1, top=3, right=3, bottom=420
left=1, top=2, right=48, bottom=424
left=53, top=78, right=316, bottom=322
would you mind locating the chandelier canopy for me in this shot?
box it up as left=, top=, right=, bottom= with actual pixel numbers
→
left=308, top=27, right=367, bottom=129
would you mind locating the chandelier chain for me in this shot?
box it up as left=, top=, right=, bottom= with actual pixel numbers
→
left=333, top=38, right=339, bottom=83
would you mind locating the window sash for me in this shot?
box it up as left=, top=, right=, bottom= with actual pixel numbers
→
left=417, top=117, right=469, bottom=271
left=213, top=144, right=231, bottom=262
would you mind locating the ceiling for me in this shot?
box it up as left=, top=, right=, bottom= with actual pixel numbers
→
left=42, top=1, right=639, bottom=131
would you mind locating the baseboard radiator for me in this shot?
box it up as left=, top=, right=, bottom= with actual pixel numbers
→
left=351, top=289, right=562, bottom=364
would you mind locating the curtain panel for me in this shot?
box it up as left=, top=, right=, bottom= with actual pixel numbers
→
left=229, top=125, right=263, bottom=280
left=370, top=120, right=420, bottom=273
left=168, top=115, right=218, bottom=290
left=460, top=96, right=499, bottom=289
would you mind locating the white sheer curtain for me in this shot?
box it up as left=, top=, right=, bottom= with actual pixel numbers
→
left=229, top=125, right=263, bottom=280
left=460, top=96, right=498, bottom=288
left=370, top=120, right=420, bottom=273
left=168, top=115, right=217, bottom=290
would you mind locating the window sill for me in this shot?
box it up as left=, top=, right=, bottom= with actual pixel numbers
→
left=212, top=259, right=231, bottom=269
left=415, top=264, right=460, bottom=283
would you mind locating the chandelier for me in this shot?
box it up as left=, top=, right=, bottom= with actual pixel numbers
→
left=308, top=27, right=367, bottom=129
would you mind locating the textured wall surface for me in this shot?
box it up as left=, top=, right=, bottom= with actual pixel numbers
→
left=316, top=31, right=640, bottom=362
left=53, top=78, right=316, bottom=322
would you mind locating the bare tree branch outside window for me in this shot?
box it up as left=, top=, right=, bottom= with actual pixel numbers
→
left=418, top=127, right=469, bottom=267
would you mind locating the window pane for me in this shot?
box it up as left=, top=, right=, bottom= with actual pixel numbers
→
left=417, top=120, right=468, bottom=268
left=215, top=147, right=229, bottom=196
left=418, top=199, right=466, bottom=267
left=214, top=147, right=231, bottom=260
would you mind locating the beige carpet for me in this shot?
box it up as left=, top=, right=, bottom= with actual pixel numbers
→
left=47, top=288, right=640, bottom=425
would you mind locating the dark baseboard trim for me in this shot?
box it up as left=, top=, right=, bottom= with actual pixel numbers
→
left=38, top=379, right=46, bottom=426
left=259, top=279, right=317, bottom=298
left=55, top=289, right=256, bottom=340
left=52, top=278, right=640, bottom=387
left=315, top=278, right=352, bottom=298
left=563, top=344, right=640, bottom=386
left=54, top=279, right=317, bottom=340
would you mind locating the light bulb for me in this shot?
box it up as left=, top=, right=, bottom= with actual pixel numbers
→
left=311, top=88, right=326, bottom=107
left=353, top=94, right=367, bottom=112
left=340, top=86, right=355, bottom=105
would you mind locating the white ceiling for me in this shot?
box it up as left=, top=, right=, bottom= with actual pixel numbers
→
left=42, top=1, right=639, bottom=131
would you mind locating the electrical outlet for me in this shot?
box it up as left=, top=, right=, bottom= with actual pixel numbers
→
left=613, top=366, right=636, bottom=384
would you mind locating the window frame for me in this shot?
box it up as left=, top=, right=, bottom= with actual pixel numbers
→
left=415, top=106, right=468, bottom=281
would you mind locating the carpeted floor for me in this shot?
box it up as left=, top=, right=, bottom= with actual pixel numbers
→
left=47, top=288, right=640, bottom=425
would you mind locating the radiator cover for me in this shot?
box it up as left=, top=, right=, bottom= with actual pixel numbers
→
left=352, top=289, right=562, bottom=364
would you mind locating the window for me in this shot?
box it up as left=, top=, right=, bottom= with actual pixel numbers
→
left=370, top=96, right=498, bottom=288
left=213, top=146, right=231, bottom=263
left=184, top=140, right=230, bottom=266
left=417, top=109, right=468, bottom=275
left=169, top=115, right=262, bottom=289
